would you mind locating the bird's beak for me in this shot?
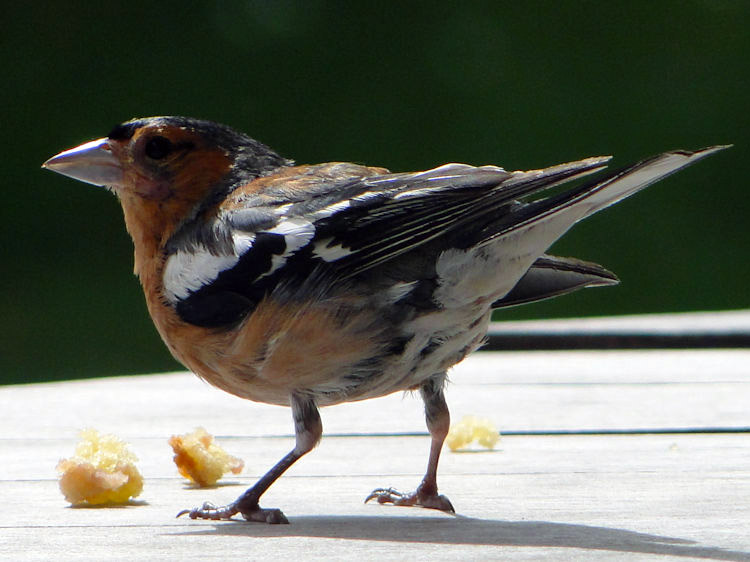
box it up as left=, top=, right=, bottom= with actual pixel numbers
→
left=43, top=138, right=124, bottom=188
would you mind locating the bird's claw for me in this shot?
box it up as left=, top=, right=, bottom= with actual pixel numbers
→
left=365, top=487, right=455, bottom=513
left=177, top=501, right=239, bottom=520
left=365, top=487, right=405, bottom=504
left=177, top=500, right=289, bottom=524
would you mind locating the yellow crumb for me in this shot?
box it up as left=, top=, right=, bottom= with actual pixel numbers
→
left=445, top=415, right=500, bottom=452
left=169, top=427, right=244, bottom=487
left=56, top=429, right=144, bottom=505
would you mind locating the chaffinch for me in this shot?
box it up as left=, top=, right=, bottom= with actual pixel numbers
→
left=43, top=116, right=726, bottom=523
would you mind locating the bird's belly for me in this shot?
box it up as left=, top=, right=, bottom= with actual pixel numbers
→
left=156, top=287, right=491, bottom=409
left=312, top=305, right=492, bottom=407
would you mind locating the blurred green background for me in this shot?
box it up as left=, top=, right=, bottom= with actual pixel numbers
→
left=2, top=1, right=748, bottom=385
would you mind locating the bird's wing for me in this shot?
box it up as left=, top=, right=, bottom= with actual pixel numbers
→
left=162, top=158, right=606, bottom=326
left=300, top=146, right=726, bottom=281
left=162, top=147, right=726, bottom=327
left=301, top=158, right=610, bottom=279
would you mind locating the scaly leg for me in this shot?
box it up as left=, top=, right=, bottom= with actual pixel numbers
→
left=178, top=393, right=322, bottom=523
left=366, top=374, right=454, bottom=512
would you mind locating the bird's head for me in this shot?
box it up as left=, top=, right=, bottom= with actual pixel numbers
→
left=44, top=116, right=290, bottom=244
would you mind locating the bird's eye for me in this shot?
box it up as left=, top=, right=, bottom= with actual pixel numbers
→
left=145, top=136, right=173, bottom=160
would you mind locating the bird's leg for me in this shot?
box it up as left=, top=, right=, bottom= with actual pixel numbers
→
left=178, top=393, right=322, bottom=523
left=366, top=374, right=455, bottom=512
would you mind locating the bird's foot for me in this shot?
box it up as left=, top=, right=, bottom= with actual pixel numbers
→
left=177, top=501, right=238, bottom=520
left=365, top=487, right=455, bottom=513
left=177, top=500, right=289, bottom=524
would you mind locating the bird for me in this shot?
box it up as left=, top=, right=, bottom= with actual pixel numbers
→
left=43, top=116, right=727, bottom=523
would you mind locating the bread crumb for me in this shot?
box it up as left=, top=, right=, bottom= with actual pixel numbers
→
left=57, top=429, right=143, bottom=505
left=445, top=415, right=500, bottom=451
left=169, top=427, right=244, bottom=487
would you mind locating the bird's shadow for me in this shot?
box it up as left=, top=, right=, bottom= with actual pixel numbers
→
left=170, top=513, right=749, bottom=560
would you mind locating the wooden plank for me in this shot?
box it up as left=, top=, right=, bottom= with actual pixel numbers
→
left=487, top=309, right=750, bottom=349
left=491, top=309, right=750, bottom=335
left=1, top=346, right=750, bottom=559
left=2, top=434, right=749, bottom=559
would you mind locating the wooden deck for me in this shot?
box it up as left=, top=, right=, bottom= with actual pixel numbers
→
left=2, top=312, right=750, bottom=560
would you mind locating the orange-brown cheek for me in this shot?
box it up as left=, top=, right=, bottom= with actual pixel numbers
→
left=173, top=149, right=233, bottom=200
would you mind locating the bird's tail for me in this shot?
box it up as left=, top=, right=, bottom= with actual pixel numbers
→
left=491, top=254, right=619, bottom=309
left=482, top=145, right=730, bottom=246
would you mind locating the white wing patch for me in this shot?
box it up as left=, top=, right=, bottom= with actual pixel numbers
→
left=313, top=238, right=353, bottom=262
left=163, top=233, right=255, bottom=303
left=233, top=232, right=255, bottom=254
left=310, top=199, right=351, bottom=219
left=259, top=217, right=316, bottom=278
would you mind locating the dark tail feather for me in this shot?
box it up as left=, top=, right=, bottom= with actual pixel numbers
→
left=492, top=254, right=618, bottom=309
